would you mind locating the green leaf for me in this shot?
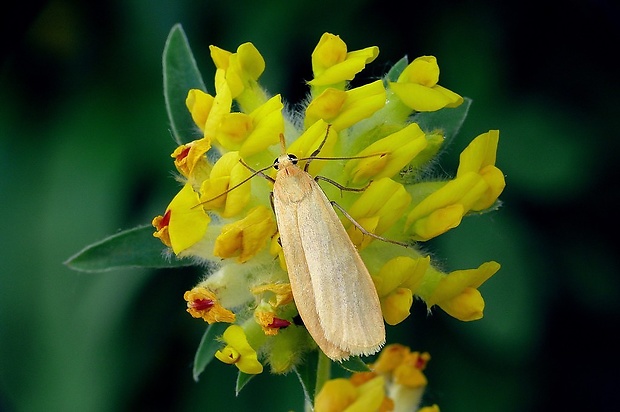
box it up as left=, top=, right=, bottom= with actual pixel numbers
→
left=337, top=356, right=371, bottom=373
left=384, top=56, right=409, bottom=82
left=193, top=322, right=229, bottom=381
left=235, top=372, right=255, bottom=395
left=413, top=97, right=472, bottom=144
left=65, top=225, right=194, bottom=272
left=294, top=351, right=318, bottom=405
left=163, top=23, right=206, bottom=144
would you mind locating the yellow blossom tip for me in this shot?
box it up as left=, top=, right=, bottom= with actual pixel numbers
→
left=152, top=184, right=210, bottom=255
left=183, top=287, right=236, bottom=324
left=213, top=205, right=277, bottom=262
left=390, top=55, right=463, bottom=112
left=215, top=325, right=263, bottom=374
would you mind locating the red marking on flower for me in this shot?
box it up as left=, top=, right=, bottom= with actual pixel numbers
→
left=268, top=317, right=291, bottom=329
left=176, top=146, right=191, bottom=161
left=190, top=299, right=215, bottom=311
left=160, top=209, right=171, bottom=227
left=415, top=355, right=428, bottom=370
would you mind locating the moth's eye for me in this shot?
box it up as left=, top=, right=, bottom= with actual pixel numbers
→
left=273, top=158, right=280, bottom=170
left=288, top=154, right=298, bottom=165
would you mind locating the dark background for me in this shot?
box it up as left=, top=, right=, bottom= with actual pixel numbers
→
left=1, top=1, right=619, bottom=411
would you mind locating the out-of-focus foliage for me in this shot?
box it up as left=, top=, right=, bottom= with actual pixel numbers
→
left=1, top=1, right=618, bottom=411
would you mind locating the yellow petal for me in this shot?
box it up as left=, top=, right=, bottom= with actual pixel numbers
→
left=315, top=379, right=357, bottom=412
left=199, top=151, right=252, bottom=218
left=310, top=33, right=379, bottom=87
left=398, top=56, right=440, bottom=86
left=184, top=286, right=236, bottom=323
left=185, top=89, right=215, bottom=131
left=217, top=325, right=263, bottom=374
left=213, top=206, right=276, bottom=262
left=438, top=287, right=485, bottom=321
left=425, top=261, right=500, bottom=320
left=372, top=344, right=410, bottom=374
left=163, top=184, right=210, bottom=255
left=345, top=123, right=427, bottom=184
left=389, top=82, right=461, bottom=112
left=381, top=288, right=413, bottom=325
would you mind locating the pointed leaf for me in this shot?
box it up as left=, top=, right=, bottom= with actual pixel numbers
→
left=193, top=322, right=229, bottom=381
left=337, top=356, right=371, bottom=373
left=235, top=372, right=255, bottom=395
left=163, top=23, right=207, bottom=144
left=413, top=97, right=472, bottom=144
left=65, top=225, right=194, bottom=272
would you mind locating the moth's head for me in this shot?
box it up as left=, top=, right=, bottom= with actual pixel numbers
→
left=273, top=153, right=298, bottom=170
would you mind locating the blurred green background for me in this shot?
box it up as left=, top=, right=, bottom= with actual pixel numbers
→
left=1, top=1, right=619, bottom=411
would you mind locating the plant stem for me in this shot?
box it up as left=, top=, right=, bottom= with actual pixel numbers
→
left=315, top=350, right=331, bottom=399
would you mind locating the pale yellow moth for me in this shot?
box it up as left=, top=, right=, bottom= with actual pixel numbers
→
left=204, top=131, right=387, bottom=360
left=269, top=135, right=385, bottom=361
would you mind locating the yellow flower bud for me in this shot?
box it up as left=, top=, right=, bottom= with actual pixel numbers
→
left=309, top=32, right=379, bottom=88
left=215, top=325, right=263, bottom=374
left=345, top=123, right=427, bottom=185
left=389, top=56, right=463, bottom=112
left=152, top=183, right=210, bottom=255
left=199, top=151, right=252, bottom=218
left=183, top=286, right=236, bottom=323
left=213, top=206, right=277, bottom=262
left=305, top=80, right=385, bottom=131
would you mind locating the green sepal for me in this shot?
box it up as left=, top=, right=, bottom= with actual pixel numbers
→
left=413, top=97, right=472, bottom=145
left=235, top=372, right=255, bottom=395
left=163, top=23, right=206, bottom=144
left=64, top=225, right=193, bottom=272
left=192, top=322, right=229, bottom=382
left=384, top=56, right=409, bottom=82
left=337, top=356, right=371, bottom=373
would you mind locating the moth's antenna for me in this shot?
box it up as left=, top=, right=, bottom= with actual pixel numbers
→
left=304, top=124, right=332, bottom=172
left=192, top=161, right=274, bottom=208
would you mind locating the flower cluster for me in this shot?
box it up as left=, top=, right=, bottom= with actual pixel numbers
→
left=315, top=344, right=437, bottom=412
left=152, top=32, right=504, bottom=380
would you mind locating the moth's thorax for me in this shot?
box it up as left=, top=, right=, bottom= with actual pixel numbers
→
left=273, top=156, right=313, bottom=203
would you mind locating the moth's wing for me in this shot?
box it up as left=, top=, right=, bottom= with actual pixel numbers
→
left=295, top=179, right=385, bottom=356
left=272, top=178, right=349, bottom=360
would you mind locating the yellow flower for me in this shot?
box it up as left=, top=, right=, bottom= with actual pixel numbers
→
left=199, top=151, right=253, bottom=218
left=419, top=405, right=440, bottom=412
left=183, top=286, right=236, bottom=323
left=314, top=375, right=386, bottom=412
left=152, top=183, right=210, bottom=255
left=405, top=174, right=488, bottom=241
left=372, top=345, right=432, bottom=411
left=210, top=42, right=267, bottom=111
left=151, top=32, right=504, bottom=388
left=251, top=283, right=294, bottom=308
left=309, top=32, right=379, bottom=89
left=389, top=56, right=463, bottom=112
left=421, top=261, right=501, bottom=321
left=254, top=309, right=291, bottom=336
left=215, top=325, right=263, bottom=374
left=344, top=122, right=428, bottom=185
left=372, top=256, right=430, bottom=325
left=213, top=206, right=277, bottom=262
left=344, top=178, right=411, bottom=249
left=251, top=283, right=294, bottom=336
left=286, top=119, right=338, bottom=176
left=214, top=94, right=284, bottom=158
left=305, top=80, right=386, bottom=131
left=185, top=88, right=215, bottom=132
left=456, top=130, right=505, bottom=211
